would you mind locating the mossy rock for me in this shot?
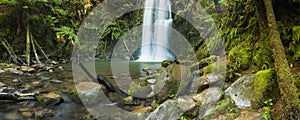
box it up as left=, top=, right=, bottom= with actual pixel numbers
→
left=37, top=92, right=64, bottom=106
left=251, top=69, right=279, bottom=108
left=203, top=62, right=226, bottom=76
left=161, top=60, right=174, bottom=67
left=68, top=89, right=82, bottom=103
left=154, top=78, right=180, bottom=103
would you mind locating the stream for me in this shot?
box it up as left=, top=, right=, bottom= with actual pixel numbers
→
left=0, top=61, right=161, bottom=119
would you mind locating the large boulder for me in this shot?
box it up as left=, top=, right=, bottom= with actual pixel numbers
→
left=76, top=82, right=106, bottom=105
left=146, top=96, right=195, bottom=120
left=192, top=87, right=222, bottom=106
left=225, top=76, right=254, bottom=108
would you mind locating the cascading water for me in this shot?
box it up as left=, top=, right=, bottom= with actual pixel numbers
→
left=137, top=0, right=174, bottom=62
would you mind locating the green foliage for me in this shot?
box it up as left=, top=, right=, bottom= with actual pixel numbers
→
left=290, top=26, right=300, bottom=59
left=228, top=44, right=252, bottom=72
left=262, top=107, right=272, bottom=120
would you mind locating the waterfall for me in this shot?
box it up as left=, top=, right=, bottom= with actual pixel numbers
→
left=137, top=0, right=174, bottom=62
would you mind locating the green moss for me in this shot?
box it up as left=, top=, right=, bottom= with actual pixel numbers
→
left=251, top=69, right=279, bottom=108
left=203, top=62, right=226, bottom=75
left=228, top=44, right=252, bottom=71
left=200, top=98, right=240, bottom=120
left=68, top=89, right=81, bottom=103
left=36, top=96, right=47, bottom=106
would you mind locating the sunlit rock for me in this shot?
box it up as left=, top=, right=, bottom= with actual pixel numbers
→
left=225, top=76, right=254, bottom=108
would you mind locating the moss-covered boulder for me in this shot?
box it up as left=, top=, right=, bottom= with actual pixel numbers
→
left=251, top=69, right=279, bottom=108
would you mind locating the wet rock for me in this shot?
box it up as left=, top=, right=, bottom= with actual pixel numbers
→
left=123, top=96, right=134, bottom=104
left=8, top=68, right=23, bottom=75
left=177, top=96, right=196, bottom=112
left=0, top=82, right=6, bottom=87
left=49, top=69, right=54, bottom=73
left=0, top=69, right=5, bottom=73
left=12, top=78, right=20, bottom=83
left=77, top=82, right=106, bottom=104
left=235, top=110, right=261, bottom=120
left=21, top=111, right=33, bottom=118
left=20, top=66, right=36, bottom=73
left=35, top=108, right=54, bottom=119
left=37, top=92, right=64, bottom=106
left=51, top=60, right=58, bottom=65
left=31, top=81, right=43, bottom=88
left=143, top=66, right=151, bottom=71
left=5, top=110, right=23, bottom=120
left=147, top=96, right=195, bottom=120
left=146, top=100, right=180, bottom=120
left=196, top=74, right=223, bottom=92
left=80, top=114, right=96, bottom=120
left=147, top=79, right=156, bottom=84
left=225, top=76, right=254, bottom=108
left=49, top=79, right=64, bottom=84
left=0, top=87, right=16, bottom=93
left=128, top=82, right=152, bottom=98
left=132, top=106, right=152, bottom=113
left=192, top=87, right=222, bottom=106
left=58, top=66, right=63, bottom=70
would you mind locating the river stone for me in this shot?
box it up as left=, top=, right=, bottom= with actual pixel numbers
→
left=58, top=66, right=63, bottom=70
left=38, top=92, right=64, bottom=106
left=32, top=81, right=43, bottom=88
left=225, top=76, right=254, bottom=108
left=147, top=79, right=156, bottom=84
left=192, top=87, right=222, bottom=106
left=132, top=106, right=152, bottom=113
left=196, top=75, right=220, bottom=92
left=49, top=79, right=64, bottom=84
left=147, top=96, right=195, bottom=120
left=35, top=108, right=54, bottom=119
left=146, top=100, right=180, bottom=120
left=0, top=82, right=6, bottom=87
left=143, top=66, right=151, bottom=71
left=235, top=110, right=261, bottom=120
left=12, top=78, right=20, bottom=83
left=20, top=66, right=36, bottom=73
left=8, top=68, right=23, bottom=75
left=21, top=111, right=33, bottom=118
left=77, top=82, right=106, bottom=104
left=0, top=69, right=5, bottom=73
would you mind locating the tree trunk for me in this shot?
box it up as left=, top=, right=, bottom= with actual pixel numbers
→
left=26, top=22, right=31, bottom=66
left=31, top=34, right=41, bottom=65
left=263, top=0, right=299, bottom=119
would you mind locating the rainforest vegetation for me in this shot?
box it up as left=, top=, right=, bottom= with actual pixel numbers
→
left=0, top=0, right=300, bottom=119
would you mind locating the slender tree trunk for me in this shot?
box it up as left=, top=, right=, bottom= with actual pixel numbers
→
left=26, top=23, right=31, bottom=66
left=33, top=39, right=51, bottom=63
left=263, top=0, right=299, bottom=119
left=30, top=34, right=41, bottom=65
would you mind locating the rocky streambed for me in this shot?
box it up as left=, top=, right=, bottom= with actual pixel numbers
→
left=0, top=62, right=88, bottom=120
left=1, top=58, right=294, bottom=120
